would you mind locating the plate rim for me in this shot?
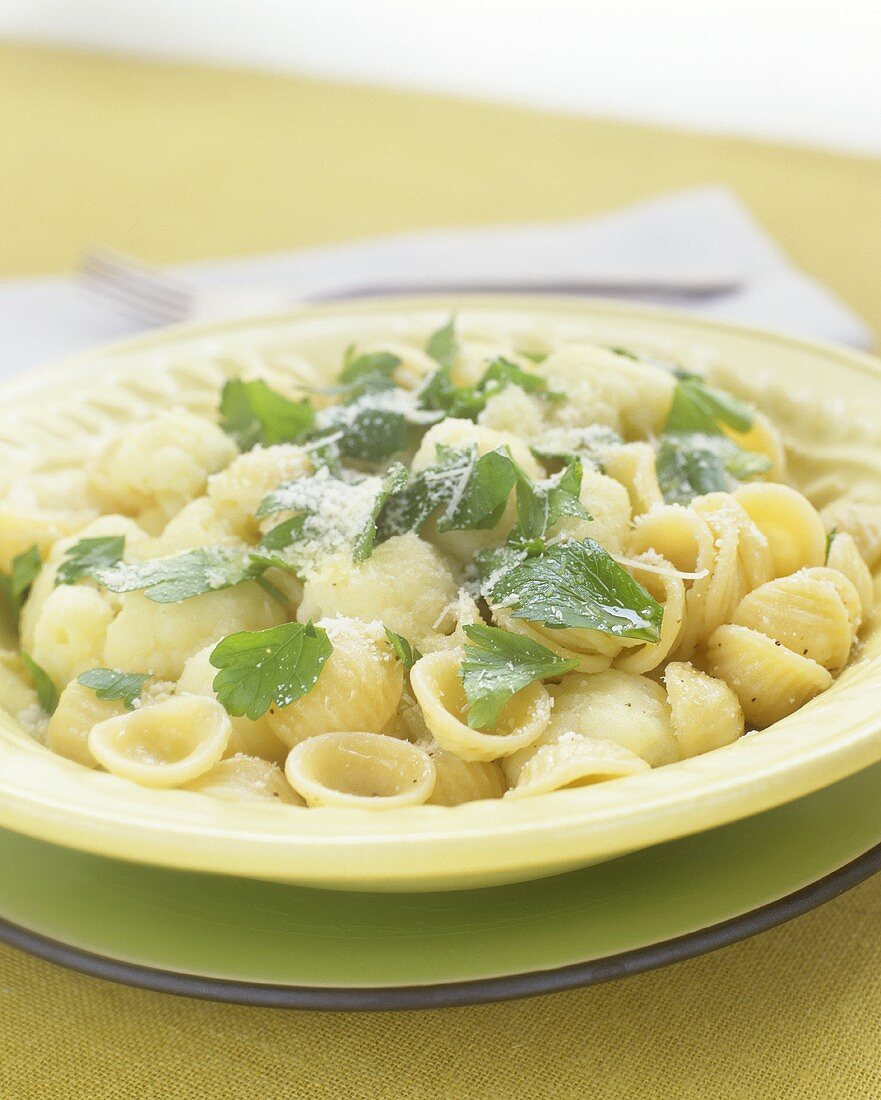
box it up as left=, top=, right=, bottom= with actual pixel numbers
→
left=2, top=839, right=879, bottom=1012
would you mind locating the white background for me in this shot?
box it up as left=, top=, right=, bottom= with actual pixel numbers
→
left=2, top=0, right=880, bottom=155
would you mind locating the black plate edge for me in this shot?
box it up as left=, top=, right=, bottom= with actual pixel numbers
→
left=1, top=840, right=880, bottom=1012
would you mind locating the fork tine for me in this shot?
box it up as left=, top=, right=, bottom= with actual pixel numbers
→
left=80, top=247, right=194, bottom=325
left=80, top=268, right=187, bottom=325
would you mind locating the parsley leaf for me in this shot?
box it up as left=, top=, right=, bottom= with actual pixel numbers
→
left=209, top=621, right=333, bottom=720
left=0, top=544, right=42, bottom=617
left=375, top=446, right=517, bottom=542
left=606, top=346, right=641, bottom=361
left=656, top=433, right=771, bottom=506
left=665, top=371, right=754, bottom=436
left=339, top=348, right=402, bottom=387
left=825, top=527, right=838, bottom=563
left=95, top=546, right=264, bottom=603
left=425, top=318, right=458, bottom=368
left=437, top=447, right=516, bottom=532
left=353, top=464, right=408, bottom=561
left=418, top=356, right=554, bottom=421
left=77, top=667, right=150, bottom=710
left=460, top=624, right=578, bottom=730
left=487, top=538, right=664, bottom=643
left=21, top=652, right=58, bottom=714
left=220, top=379, right=315, bottom=450
left=417, top=365, right=485, bottom=419
left=56, top=536, right=125, bottom=587
left=384, top=628, right=422, bottom=670
left=257, top=468, right=406, bottom=572
left=310, top=388, right=440, bottom=464
left=512, top=457, right=589, bottom=542
left=314, top=397, right=410, bottom=462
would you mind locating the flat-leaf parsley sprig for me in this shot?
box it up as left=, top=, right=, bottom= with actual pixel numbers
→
left=0, top=544, right=42, bottom=620
left=460, top=624, right=578, bottom=730
left=486, top=538, right=664, bottom=644
left=77, top=668, right=151, bottom=710
left=209, top=622, right=333, bottom=721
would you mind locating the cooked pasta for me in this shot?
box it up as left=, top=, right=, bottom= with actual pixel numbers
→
left=410, top=648, right=551, bottom=762
left=183, top=754, right=305, bottom=805
left=264, top=616, right=403, bottom=749
left=88, top=695, right=232, bottom=787
left=1, top=321, right=874, bottom=811
left=285, top=731, right=436, bottom=808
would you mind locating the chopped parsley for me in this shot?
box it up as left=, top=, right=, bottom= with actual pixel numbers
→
left=418, top=356, right=556, bottom=421
left=77, top=668, right=150, bottom=710
left=425, top=318, right=459, bottom=369
left=0, top=544, right=42, bottom=619
left=257, top=467, right=405, bottom=574
left=94, top=546, right=265, bottom=603
left=56, top=536, right=125, bottom=587
left=656, top=433, right=771, bottom=505
left=339, top=348, right=402, bottom=387
left=665, top=370, right=754, bottom=436
left=486, top=538, right=664, bottom=643
left=375, top=445, right=517, bottom=542
left=384, top=628, right=422, bottom=670
left=220, top=378, right=315, bottom=451
left=511, top=457, right=590, bottom=543
left=209, top=621, right=333, bottom=720
left=460, top=624, right=578, bottom=730
left=311, top=387, right=438, bottom=464
left=21, top=652, right=58, bottom=714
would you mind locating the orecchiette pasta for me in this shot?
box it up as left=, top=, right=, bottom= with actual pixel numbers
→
left=663, top=661, right=744, bottom=759
left=410, top=648, right=551, bottom=761
left=424, top=744, right=507, bottom=805
left=602, top=443, right=664, bottom=517
left=265, top=617, right=403, bottom=749
left=88, top=695, right=232, bottom=787
left=705, top=624, right=833, bottom=728
left=826, top=532, right=875, bottom=617
left=176, top=646, right=288, bottom=764
left=184, top=754, right=305, bottom=805
left=285, top=731, right=436, bottom=809
left=734, top=482, right=826, bottom=578
left=2, top=323, right=875, bottom=813
left=613, top=554, right=685, bottom=674
left=504, top=730, right=650, bottom=798
left=821, top=499, right=881, bottom=568
left=47, top=680, right=126, bottom=768
left=731, top=568, right=859, bottom=674
left=545, top=670, right=679, bottom=767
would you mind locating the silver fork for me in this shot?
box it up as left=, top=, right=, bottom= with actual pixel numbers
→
left=81, top=248, right=297, bottom=326
left=80, top=246, right=742, bottom=328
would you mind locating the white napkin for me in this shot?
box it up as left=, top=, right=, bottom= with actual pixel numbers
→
left=0, top=186, right=870, bottom=378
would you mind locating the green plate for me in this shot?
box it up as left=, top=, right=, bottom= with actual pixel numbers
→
left=1, top=756, right=880, bottom=1010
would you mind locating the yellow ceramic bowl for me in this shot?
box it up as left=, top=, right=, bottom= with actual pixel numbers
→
left=1, top=297, right=880, bottom=892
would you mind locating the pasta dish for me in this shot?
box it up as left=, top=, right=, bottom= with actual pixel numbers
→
left=0, top=320, right=877, bottom=812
